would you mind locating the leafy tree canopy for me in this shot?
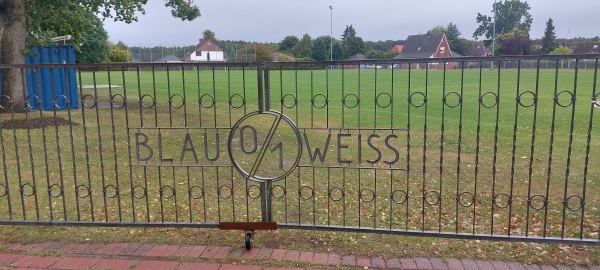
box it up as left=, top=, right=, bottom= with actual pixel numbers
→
left=364, top=40, right=404, bottom=52
left=342, top=25, right=365, bottom=57
left=0, top=0, right=201, bottom=111
left=332, top=41, right=344, bottom=60
left=311, top=37, right=328, bottom=61
left=279, top=35, right=299, bottom=53
left=77, top=11, right=110, bottom=63
left=550, top=45, right=573, bottom=55
left=496, top=27, right=532, bottom=55
left=253, top=44, right=273, bottom=61
left=473, top=0, right=532, bottom=47
left=203, top=29, right=218, bottom=44
left=293, top=34, right=312, bottom=58
left=108, top=41, right=131, bottom=62
left=430, top=25, right=446, bottom=34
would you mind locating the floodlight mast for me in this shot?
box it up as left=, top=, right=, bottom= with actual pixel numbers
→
left=492, top=0, right=497, bottom=68
left=329, top=5, right=333, bottom=62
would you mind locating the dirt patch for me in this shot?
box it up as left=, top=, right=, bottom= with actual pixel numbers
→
left=0, top=117, right=78, bottom=129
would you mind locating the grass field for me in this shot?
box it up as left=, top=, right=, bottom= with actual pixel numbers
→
left=1, top=62, right=600, bottom=264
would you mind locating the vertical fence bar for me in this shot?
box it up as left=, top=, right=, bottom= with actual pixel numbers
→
left=473, top=62, right=483, bottom=234
left=454, top=62, right=465, bottom=233
left=528, top=61, right=542, bottom=237
left=507, top=61, right=522, bottom=236
left=34, top=68, right=48, bottom=221
left=561, top=60, right=579, bottom=238
left=420, top=63, right=427, bottom=231
left=107, top=68, right=122, bottom=222
left=405, top=63, right=410, bottom=231
left=47, top=68, right=62, bottom=220
left=21, top=68, right=34, bottom=220
left=151, top=67, right=162, bottom=222
left=125, top=67, right=136, bottom=223
left=437, top=63, right=447, bottom=232
left=0, top=81, right=12, bottom=220
left=257, top=64, right=264, bottom=113
left=78, top=69, right=94, bottom=221
left=490, top=61, right=501, bottom=235
left=94, top=69, right=107, bottom=221
left=67, top=68, right=80, bottom=221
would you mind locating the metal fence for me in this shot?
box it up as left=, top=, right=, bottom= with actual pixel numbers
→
left=0, top=54, right=599, bottom=247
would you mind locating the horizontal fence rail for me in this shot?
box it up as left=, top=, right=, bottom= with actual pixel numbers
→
left=0, top=54, right=599, bottom=245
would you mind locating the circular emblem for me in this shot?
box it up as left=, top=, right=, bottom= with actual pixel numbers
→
left=228, top=111, right=302, bottom=183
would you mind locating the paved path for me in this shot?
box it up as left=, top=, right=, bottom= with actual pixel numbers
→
left=0, top=241, right=597, bottom=269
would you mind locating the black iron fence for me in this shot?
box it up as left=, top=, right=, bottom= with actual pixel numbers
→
left=0, top=54, right=599, bottom=246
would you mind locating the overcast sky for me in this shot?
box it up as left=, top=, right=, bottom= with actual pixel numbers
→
left=103, top=0, right=599, bottom=47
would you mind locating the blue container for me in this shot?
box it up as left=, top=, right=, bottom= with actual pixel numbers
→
left=0, top=45, right=78, bottom=110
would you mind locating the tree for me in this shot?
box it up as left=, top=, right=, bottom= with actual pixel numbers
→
left=540, top=18, right=558, bottom=55
left=203, top=29, right=218, bottom=44
left=77, top=12, right=110, bottom=63
left=0, top=0, right=201, bottom=111
left=342, top=25, right=365, bottom=57
left=292, top=34, right=312, bottom=58
left=550, top=45, right=573, bottom=55
left=364, top=40, right=404, bottom=52
left=550, top=45, right=573, bottom=69
left=332, top=41, right=344, bottom=60
left=311, top=36, right=330, bottom=61
left=278, top=35, right=299, bottom=53
left=367, top=50, right=386, bottom=59
left=253, top=44, right=273, bottom=62
left=108, top=41, right=131, bottom=62
left=445, top=23, right=468, bottom=55
left=496, top=27, right=532, bottom=55
left=430, top=25, right=446, bottom=34
left=473, top=0, right=533, bottom=47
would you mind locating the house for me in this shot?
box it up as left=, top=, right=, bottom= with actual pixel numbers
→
left=390, top=45, right=404, bottom=54
left=153, top=55, right=183, bottom=63
left=185, top=39, right=225, bottom=62
left=344, top=53, right=367, bottom=69
left=394, top=33, right=457, bottom=69
left=571, top=44, right=600, bottom=54
left=467, top=42, right=492, bottom=57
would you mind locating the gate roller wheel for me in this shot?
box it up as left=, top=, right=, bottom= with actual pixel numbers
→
left=245, top=231, right=253, bottom=250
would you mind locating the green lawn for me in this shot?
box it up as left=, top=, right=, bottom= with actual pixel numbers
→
left=1, top=64, right=600, bottom=264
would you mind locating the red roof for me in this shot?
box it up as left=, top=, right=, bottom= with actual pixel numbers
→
left=390, top=45, right=404, bottom=53
left=195, top=39, right=223, bottom=52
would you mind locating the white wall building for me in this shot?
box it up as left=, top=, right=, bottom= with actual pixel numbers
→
left=185, top=39, right=225, bottom=62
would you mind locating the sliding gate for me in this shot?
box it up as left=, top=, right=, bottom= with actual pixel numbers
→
left=0, top=55, right=600, bottom=247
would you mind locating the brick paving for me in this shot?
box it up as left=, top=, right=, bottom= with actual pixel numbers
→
left=0, top=241, right=596, bottom=269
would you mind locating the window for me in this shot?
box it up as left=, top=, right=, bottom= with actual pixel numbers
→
left=440, top=47, right=446, bottom=53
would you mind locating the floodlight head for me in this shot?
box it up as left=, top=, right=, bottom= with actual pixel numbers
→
left=51, top=35, right=73, bottom=44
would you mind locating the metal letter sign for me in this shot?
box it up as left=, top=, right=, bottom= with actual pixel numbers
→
left=228, top=111, right=302, bottom=183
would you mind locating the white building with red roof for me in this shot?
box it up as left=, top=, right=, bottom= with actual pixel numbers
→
left=185, top=39, right=225, bottom=62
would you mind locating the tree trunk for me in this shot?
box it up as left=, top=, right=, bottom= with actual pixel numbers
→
left=0, top=0, right=27, bottom=113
